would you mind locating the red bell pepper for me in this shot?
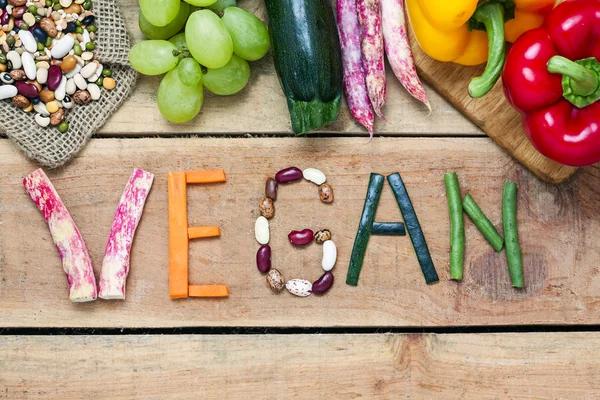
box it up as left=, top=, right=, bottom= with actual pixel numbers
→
left=502, top=0, right=600, bottom=167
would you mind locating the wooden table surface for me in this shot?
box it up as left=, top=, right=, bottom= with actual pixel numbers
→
left=1, top=1, right=600, bottom=399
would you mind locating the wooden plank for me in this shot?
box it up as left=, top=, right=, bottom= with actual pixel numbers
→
left=0, top=137, right=599, bottom=328
left=408, top=26, right=577, bottom=183
left=100, top=0, right=481, bottom=136
left=1, top=333, right=600, bottom=399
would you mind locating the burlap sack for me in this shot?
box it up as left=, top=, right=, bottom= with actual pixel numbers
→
left=1, top=0, right=137, bottom=168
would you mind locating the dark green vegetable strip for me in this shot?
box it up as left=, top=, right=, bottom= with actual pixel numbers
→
left=463, top=193, right=504, bottom=252
left=387, top=173, right=439, bottom=284
left=265, top=0, right=343, bottom=134
left=346, top=173, right=385, bottom=286
left=372, top=222, right=406, bottom=236
left=502, top=182, right=524, bottom=288
left=444, top=172, right=465, bottom=281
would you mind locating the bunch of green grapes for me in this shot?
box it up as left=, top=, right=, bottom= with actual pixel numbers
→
left=129, top=0, right=270, bottom=123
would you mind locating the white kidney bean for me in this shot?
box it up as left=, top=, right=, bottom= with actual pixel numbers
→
left=36, top=68, right=48, bottom=85
left=87, top=83, right=100, bottom=100
left=33, top=102, right=48, bottom=115
left=51, top=35, right=74, bottom=59
left=18, top=30, right=37, bottom=53
left=7, top=51, right=21, bottom=69
left=21, top=52, right=36, bottom=80
left=73, top=73, right=87, bottom=90
left=0, top=84, right=17, bottom=100
left=66, top=78, right=76, bottom=95
left=321, top=240, right=337, bottom=271
left=255, top=216, right=269, bottom=245
left=54, top=76, right=67, bottom=101
left=285, top=279, right=312, bottom=297
left=80, top=62, right=97, bottom=79
left=303, top=168, right=327, bottom=185
left=64, top=64, right=81, bottom=79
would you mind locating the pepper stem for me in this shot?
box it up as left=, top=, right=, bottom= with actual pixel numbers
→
left=547, top=56, right=600, bottom=109
left=467, top=0, right=507, bottom=98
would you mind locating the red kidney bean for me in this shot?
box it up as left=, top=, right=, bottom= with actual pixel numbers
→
left=46, top=65, right=62, bottom=91
left=312, top=272, right=334, bottom=295
left=265, top=177, right=278, bottom=200
left=288, top=229, right=314, bottom=246
left=15, top=81, right=39, bottom=98
left=275, top=167, right=302, bottom=183
left=256, top=245, right=271, bottom=273
left=0, top=12, right=9, bottom=25
left=12, top=5, right=26, bottom=19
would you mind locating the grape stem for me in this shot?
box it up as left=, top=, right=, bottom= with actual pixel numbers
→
left=173, top=49, right=192, bottom=59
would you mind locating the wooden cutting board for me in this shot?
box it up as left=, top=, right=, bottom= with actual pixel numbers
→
left=409, top=31, right=577, bottom=184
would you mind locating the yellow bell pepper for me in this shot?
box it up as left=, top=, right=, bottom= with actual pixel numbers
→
left=407, top=0, right=556, bottom=66
left=407, top=0, right=556, bottom=97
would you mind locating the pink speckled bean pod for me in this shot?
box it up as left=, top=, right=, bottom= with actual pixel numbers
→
left=382, top=0, right=431, bottom=112
left=336, top=0, right=375, bottom=136
left=23, top=169, right=97, bottom=302
left=98, top=169, right=154, bottom=300
left=357, top=0, right=386, bottom=118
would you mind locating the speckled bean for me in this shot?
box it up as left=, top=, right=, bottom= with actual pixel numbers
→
left=286, top=279, right=312, bottom=297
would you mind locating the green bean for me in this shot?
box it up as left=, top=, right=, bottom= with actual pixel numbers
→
left=444, top=172, right=464, bottom=281
left=388, top=173, right=439, bottom=284
left=463, top=193, right=504, bottom=252
left=502, top=182, right=523, bottom=288
left=372, top=222, right=406, bottom=236
left=346, top=173, right=385, bottom=286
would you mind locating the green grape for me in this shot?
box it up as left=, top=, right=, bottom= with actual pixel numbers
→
left=183, top=0, right=217, bottom=6
left=129, top=40, right=179, bottom=75
left=139, top=2, right=189, bottom=40
left=178, top=58, right=202, bottom=86
left=221, top=7, right=269, bottom=61
left=169, top=33, right=187, bottom=51
left=157, top=68, right=204, bottom=123
left=202, top=54, right=250, bottom=95
left=185, top=10, right=233, bottom=69
left=139, top=0, right=180, bottom=27
left=208, top=0, right=236, bottom=11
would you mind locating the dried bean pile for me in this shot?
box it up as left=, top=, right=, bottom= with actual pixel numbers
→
left=254, top=167, right=337, bottom=297
left=0, top=0, right=116, bottom=132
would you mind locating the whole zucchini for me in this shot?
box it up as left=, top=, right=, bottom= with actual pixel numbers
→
left=265, top=0, right=343, bottom=134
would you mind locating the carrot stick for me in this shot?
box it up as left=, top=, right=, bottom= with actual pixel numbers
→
left=23, top=169, right=97, bottom=302
left=188, top=226, right=220, bottom=239
left=168, top=172, right=189, bottom=299
left=99, top=169, right=154, bottom=300
left=188, top=285, right=229, bottom=298
left=185, top=170, right=227, bottom=184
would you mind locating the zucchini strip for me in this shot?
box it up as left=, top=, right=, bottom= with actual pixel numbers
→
left=387, top=173, right=439, bottom=284
left=463, top=193, right=504, bottom=252
left=444, top=172, right=465, bottom=281
left=372, top=222, right=406, bottom=236
left=502, top=182, right=524, bottom=288
left=346, top=173, right=385, bottom=286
